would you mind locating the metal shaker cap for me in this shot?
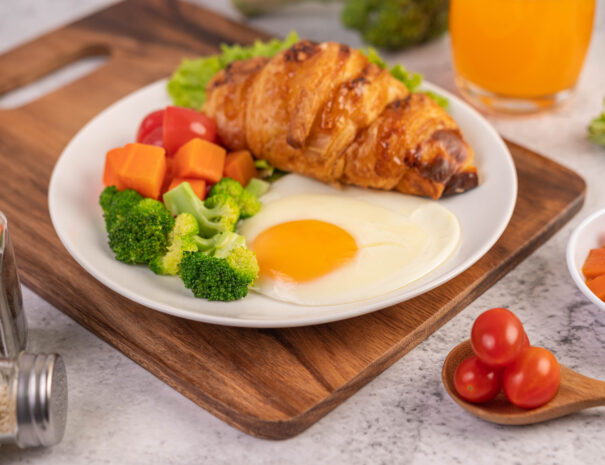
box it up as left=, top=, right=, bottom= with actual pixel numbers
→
left=15, top=353, right=67, bottom=448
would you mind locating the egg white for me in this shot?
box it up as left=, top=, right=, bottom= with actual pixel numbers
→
left=238, top=174, right=460, bottom=306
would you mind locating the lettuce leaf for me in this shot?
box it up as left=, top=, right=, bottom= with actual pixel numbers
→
left=167, top=32, right=448, bottom=110
left=167, top=32, right=299, bottom=109
left=361, top=46, right=447, bottom=108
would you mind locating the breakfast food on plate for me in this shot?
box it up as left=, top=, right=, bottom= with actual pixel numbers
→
left=454, top=308, right=560, bottom=408
left=238, top=174, right=460, bottom=305
left=99, top=35, right=478, bottom=303
left=203, top=40, right=478, bottom=199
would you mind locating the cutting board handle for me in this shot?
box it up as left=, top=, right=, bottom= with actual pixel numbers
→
left=0, top=28, right=110, bottom=96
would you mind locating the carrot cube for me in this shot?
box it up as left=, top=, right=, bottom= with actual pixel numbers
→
left=586, top=275, right=605, bottom=301
left=117, top=143, right=167, bottom=200
left=103, top=147, right=128, bottom=190
left=168, top=177, right=207, bottom=200
left=173, top=138, right=225, bottom=184
left=223, top=150, right=257, bottom=187
left=582, top=247, right=605, bottom=279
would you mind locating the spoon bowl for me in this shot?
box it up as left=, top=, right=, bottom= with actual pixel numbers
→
left=442, top=340, right=605, bottom=425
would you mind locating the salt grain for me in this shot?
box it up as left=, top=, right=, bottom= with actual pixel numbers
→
left=0, top=371, right=14, bottom=436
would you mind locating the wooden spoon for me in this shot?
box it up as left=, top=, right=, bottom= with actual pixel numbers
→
left=442, top=339, right=605, bottom=425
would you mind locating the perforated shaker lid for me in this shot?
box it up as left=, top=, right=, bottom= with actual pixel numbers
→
left=15, top=353, right=68, bottom=448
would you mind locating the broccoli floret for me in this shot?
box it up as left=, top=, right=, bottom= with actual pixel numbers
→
left=208, top=177, right=261, bottom=219
left=204, top=194, right=242, bottom=226
left=194, top=231, right=259, bottom=283
left=179, top=252, right=251, bottom=301
left=149, top=213, right=199, bottom=275
left=179, top=231, right=260, bottom=301
left=342, top=0, right=448, bottom=50
left=99, top=186, right=143, bottom=231
left=163, top=182, right=240, bottom=237
left=107, top=198, right=175, bottom=264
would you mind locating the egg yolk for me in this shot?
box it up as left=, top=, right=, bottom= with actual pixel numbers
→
left=251, top=220, right=358, bottom=283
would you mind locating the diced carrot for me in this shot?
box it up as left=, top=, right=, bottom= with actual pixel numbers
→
left=586, top=275, right=605, bottom=301
left=173, top=138, right=225, bottom=184
left=223, top=150, right=257, bottom=187
left=103, top=147, right=128, bottom=190
left=160, top=156, right=175, bottom=196
left=582, top=247, right=605, bottom=279
left=168, top=177, right=207, bottom=200
left=117, top=143, right=166, bottom=199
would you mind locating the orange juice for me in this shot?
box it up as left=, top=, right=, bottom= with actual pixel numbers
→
left=450, top=0, right=595, bottom=109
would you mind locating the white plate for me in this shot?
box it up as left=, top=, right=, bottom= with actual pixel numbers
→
left=566, top=208, right=605, bottom=311
left=48, top=80, right=517, bottom=328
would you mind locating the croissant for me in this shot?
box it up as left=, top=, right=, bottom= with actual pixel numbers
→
left=203, top=40, right=478, bottom=199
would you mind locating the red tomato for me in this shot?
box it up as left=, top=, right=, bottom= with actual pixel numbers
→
left=163, top=106, right=217, bottom=155
left=140, top=126, right=164, bottom=147
left=136, top=109, right=165, bottom=143
left=503, top=347, right=560, bottom=409
left=471, top=308, right=526, bottom=367
left=521, top=331, right=530, bottom=349
left=454, top=356, right=503, bottom=403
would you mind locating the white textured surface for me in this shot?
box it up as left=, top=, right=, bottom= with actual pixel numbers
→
left=1, top=0, right=605, bottom=463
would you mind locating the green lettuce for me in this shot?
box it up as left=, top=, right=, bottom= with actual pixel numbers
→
left=167, top=31, right=299, bottom=109
left=361, top=46, right=447, bottom=108
left=167, top=32, right=448, bottom=110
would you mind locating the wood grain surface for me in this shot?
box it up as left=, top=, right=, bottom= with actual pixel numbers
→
left=0, top=0, right=586, bottom=439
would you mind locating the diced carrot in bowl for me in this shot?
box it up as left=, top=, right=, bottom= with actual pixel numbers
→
left=587, top=275, right=605, bottom=301
left=582, top=247, right=605, bottom=279
left=168, top=177, right=207, bottom=200
left=117, top=143, right=167, bottom=199
left=223, top=150, right=257, bottom=187
left=173, top=138, right=225, bottom=184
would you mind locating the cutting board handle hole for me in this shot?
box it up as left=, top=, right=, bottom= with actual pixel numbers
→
left=0, top=47, right=110, bottom=110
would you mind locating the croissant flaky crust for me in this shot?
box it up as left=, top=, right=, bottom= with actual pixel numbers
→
left=203, top=40, right=478, bottom=199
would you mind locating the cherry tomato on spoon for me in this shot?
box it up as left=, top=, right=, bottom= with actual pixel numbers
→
left=503, top=346, right=560, bottom=409
left=471, top=308, right=526, bottom=367
left=454, top=356, right=503, bottom=403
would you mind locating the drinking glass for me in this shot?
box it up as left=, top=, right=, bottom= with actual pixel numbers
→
left=0, top=212, right=27, bottom=358
left=449, top=0, right=596, bottom=113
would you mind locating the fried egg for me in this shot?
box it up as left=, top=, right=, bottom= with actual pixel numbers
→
left=238, top=174, right=460, bottom=306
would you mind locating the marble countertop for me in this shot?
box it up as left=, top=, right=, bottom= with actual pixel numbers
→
left=1, top=0, right=605, bottom=463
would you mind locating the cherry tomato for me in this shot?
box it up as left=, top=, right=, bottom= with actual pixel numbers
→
left=471, top=308, right=525, bottom=367
left=163, top=106, right=217, bottom=155
left=136, top=109, right=165, bottom=143
left=503, top=346, right=560, bottom=409
left=140, top=125, right=164, bottom=147
left=521, top=331, right=530, bottom=349
left=454, top=356, right=503, bottom=403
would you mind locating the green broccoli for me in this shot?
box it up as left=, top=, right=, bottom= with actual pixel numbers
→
left=208, top=178, right=261, bottom=219
left=588, top=99, right=605, bottom=146
left=179, top=231, right=260, bottom=301
left=99, top=186, right=143, bottom=232
left=105, top=196, right=175, bottom=265
left=163, top=182, right=240, bottom=238
left=342, top=0, right=449, bottom=50
left=149, top=213, right=199, bottom=275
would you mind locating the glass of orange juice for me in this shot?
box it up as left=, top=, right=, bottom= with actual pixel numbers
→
left=449, top=0, right=596, bottom=113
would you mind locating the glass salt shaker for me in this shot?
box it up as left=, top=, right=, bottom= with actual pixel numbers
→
left=0, top=212, right=68, bottom=448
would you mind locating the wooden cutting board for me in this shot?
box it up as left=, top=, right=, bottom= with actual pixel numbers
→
left=0, top=0, right=586, bottom=439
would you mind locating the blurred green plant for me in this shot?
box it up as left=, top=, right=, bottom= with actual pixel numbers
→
left=231, top=0, right=449, bottom=50
left=588, top=99, right=605, bottom=146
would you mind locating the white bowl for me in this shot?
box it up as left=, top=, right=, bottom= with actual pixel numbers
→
left=566, top=208, right=605, bottom=311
